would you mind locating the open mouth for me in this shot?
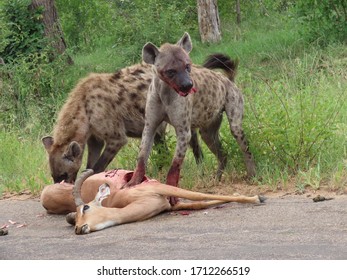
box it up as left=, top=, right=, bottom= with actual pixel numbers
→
left=161, top=74, right=196, bottom=97
left=177, top=87, right=197, bottom=97
left=75, top=224, right=90, bottom=235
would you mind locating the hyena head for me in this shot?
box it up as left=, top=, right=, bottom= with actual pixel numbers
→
left=42, top=136, right=83, bottom=183
left=142, top=32, right=195, bottom=97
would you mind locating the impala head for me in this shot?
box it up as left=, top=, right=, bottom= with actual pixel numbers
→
left=42, top=136, right=83, bottom=183
left=74, top=183, right=112, bottom=235
left=142, top=32, right=196, bottom=97
left=71, top=169, right=115, bottom=234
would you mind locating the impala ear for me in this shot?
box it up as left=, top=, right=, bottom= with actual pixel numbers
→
left=94, top=183, right=111, bottom=205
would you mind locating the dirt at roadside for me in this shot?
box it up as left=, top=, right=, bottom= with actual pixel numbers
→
left=191, top=180, right=347, bottom=200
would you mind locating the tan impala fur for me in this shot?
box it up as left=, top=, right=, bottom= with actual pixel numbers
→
left=40, top=169, right=265, bottom=234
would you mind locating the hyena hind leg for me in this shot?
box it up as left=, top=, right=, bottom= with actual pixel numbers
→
left=225, top=93, right=256, bottom=178
left=199, top=115, right=227, bottom=181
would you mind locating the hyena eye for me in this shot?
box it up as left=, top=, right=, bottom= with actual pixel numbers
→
left=63, top=154, right=74, bottom=162
left=165, top=69, right=176, bottom=78
left=186, top=64, right=191, bottom=73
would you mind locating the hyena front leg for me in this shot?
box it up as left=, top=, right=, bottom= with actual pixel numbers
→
left=86, top=135, right=104, bottom=169
left=166, top=124, right=191, bottom=187
left=125, top=92, right=166, bottom=187
left=92, top=136, right=128, bottom=173
left=165, top=123, right=191, bottom=205
left=125, top=120, right=163, bottom=187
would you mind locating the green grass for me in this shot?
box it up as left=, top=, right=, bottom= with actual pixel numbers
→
left=243, top=44, right=347, bottom=189
left=1, top=11, right=346, bottom=196
left=0, top=132, right=50, bottom=196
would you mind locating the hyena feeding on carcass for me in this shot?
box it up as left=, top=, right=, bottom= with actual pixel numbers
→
left=42, top=63, right=204, bottom=183
left=125, top=33, right=256, bottom=204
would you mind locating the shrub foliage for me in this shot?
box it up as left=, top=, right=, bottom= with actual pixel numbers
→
left=295, top=0, right=347, bottom=44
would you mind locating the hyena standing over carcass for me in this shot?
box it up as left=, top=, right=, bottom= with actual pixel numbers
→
left=125, top=33, right=256, bottom=202
left=42, top=63, right=204, bottom=183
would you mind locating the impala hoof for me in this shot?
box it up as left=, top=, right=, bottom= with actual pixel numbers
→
left=258, top=195, right=267, bottom=203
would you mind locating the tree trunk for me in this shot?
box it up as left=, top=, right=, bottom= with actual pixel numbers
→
left=197, top=0, right=221, bottom=43
left=236, top=0, right=241, bottom=26
left=259, top=0, right=269, bottom=16
left=30, top=0, right=73, bottom=64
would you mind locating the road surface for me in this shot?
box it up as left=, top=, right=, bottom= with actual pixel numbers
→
left=0, top=194, right=346, bottom=260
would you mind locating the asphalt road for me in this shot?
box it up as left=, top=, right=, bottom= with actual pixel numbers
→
left=0, top=194, right=346, bottom=260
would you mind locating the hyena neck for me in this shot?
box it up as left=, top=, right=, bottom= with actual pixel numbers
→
left=53, top=122, right=87, bottom=149
left=155, top=76, right=177, bottom=96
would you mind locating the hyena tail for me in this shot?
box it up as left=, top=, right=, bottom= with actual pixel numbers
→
left=203, top=53, right=239, bottom=82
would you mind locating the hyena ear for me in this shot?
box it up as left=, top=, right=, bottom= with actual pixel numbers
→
left=177, top=32, right=192, bottom=54
left=42, top=136, right=54, bottom=151
left=142, top=42, right=160, bottom=65
left=66, top=141, right=82, bottom=159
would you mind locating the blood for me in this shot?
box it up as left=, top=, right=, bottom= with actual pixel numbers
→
left=124, top=159, right=146, bottom=187
left=166, top=158, right=184, bottom=206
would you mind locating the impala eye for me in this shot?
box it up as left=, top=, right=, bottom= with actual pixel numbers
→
left=83, top=205, right=90, bottom=212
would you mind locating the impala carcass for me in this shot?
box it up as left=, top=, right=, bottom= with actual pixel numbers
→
left=40, top=169, right=265, bottom=234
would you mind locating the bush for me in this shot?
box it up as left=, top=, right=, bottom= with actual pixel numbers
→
left=55, top=0, right=114, bottom=52
left=241, top=46, right=347, bottom=185
left=0, top=0, right=46, bottom=63
left=0, top=52, right=68, bottom=135
left=56, top=0, right=197, bottom=63
left=0, top=0, right=71, bottom=134
left=295, top=0, right=347, bottom=44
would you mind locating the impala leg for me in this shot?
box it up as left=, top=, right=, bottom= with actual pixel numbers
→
left=110, top=196, right=171, bottom=225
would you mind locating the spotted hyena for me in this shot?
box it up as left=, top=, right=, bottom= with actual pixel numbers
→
left=125, top=33, right=256, bottom=201
left=42, top=63, right=203, bottom=183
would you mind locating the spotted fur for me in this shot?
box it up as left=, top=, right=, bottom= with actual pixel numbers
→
left=42, top=63, right=203, bottom=183
left=126, top=33, right=256, bottom=199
